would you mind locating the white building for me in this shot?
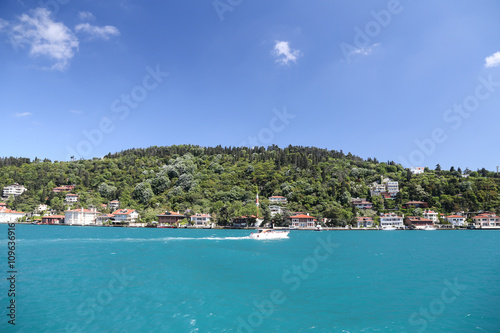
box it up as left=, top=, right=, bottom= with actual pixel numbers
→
left=0, top=208, right=27, bottom=223
left=370, top=178, right=399, bottom=197
left=472, top=214, right=500, bottom=228
left=111, top=209, right=139, bottom=224
left=269, top=196, right=287, bottom=204
left=351, top=198, right=373, bottom=209
left=3, top=183, right=27, bottom=197
left=290, top=214, right=315, bottom=228
left=65, top=193, right=79, bottom=203
left=36, top=204, right=49, bottom=213
left=64, top=208, right=100, bottom=225
left=379, top=213, right=404, bottom=229
left=446, top=215, right=466, bottom=227
left=423, top=209, right=439, bottom=223
left=269, top=205, right=286, bottom=216
left=411, top=167, right=425, bottom=175
left=357, top=217, right=374, bottom=228
left=387, top=181, right=399, bottom=193
left=109, top=200, right=120, bottom=210
left=190, top=213, right=211, bottom=227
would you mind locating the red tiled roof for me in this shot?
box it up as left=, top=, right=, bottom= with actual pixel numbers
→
left=269, top=196, right=286, bottom=198
left=157, top=211, right=184, bottom=216
left=65, top=209, right=100, bottom=213
left=191, top=213, right=211, bottom=218
left=406, top=216, right=432, bottom=222
left=291, top=214, right=315, bottom=219
left=446, top=215, right=463, bottom=218
left=0, top=208, right=26, bottom=214
left=43, top=215, right=65, bottom=219
left=112, top=209, right=136, bottom=215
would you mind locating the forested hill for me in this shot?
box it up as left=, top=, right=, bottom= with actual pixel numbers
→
left=1, top=145, right=499, bottom=224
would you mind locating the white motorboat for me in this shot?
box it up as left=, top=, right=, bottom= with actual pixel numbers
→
left=250, top=229, right=289, bottom=240
left=315, top=225, right=323, bottom=231
left=415, top=225, right=437, bottom=230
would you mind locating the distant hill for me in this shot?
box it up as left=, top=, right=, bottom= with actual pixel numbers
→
left=1, top=145, right=498, bottom=225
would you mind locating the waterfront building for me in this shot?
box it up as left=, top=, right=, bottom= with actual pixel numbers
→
left=472, top=213, right=500, bottom=228
left=356, top=216, right=374, bottom=228
left=404, top=216, right=434, bottom=228
left=42, top=215, right=65, bottom=224
left=0, top=207, right=27, bottom=222
left=64, top=208, right=100, bottom=225
left=156, top=211, right=185, bottom=227
left=112, top=209, right=140, bottom=224
left=190, top=213, right=212, bottom=227
left=290, top=213, right=316, bottom=228
left=445, top=215, right=466, bottom=227
left=423, top=209, right=439, bottom=223
left=379, top=213, right=404, bottom=229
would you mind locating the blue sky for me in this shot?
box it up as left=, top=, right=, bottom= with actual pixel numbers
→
left=1, top=0, right=500, bottom=170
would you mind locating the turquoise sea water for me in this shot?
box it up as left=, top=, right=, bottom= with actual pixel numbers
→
left=1, top=225, right=499, bottom=333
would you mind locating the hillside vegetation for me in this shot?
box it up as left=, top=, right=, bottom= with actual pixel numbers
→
left=1, top=145, right=499, bottom=225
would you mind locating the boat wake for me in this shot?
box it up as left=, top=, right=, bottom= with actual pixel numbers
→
left=9, top=236, right=252, bottom=244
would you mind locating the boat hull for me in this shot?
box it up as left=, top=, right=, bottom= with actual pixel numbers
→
left=250, top=230, right=289, bottom=240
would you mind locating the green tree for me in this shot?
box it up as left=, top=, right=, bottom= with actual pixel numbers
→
left=133, top=182, right=153, bottom=205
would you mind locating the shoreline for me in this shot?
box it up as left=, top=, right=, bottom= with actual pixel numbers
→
left=1, top=222, right=499, bottom=230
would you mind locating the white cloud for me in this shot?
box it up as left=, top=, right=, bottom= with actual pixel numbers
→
left=78, top=11, right=96, bottom=21
left=69, top=109, right=82, bottom=114
left=14, top=112, right=33, bottom=117
left=7, top=7, right=79, bottom=71
left=273, top=41, right=301, bottom=65
left=75, top=23, right=120, bottom=40
left=0, top=18, right=8, bottom=31
left=485, top=51, right=500, bottom=68
left=351, top=43, right=381, bottom=56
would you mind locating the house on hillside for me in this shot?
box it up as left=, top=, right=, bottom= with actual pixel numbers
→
left=370, top=178, right=399, bottom=199
left=109, top=200, right=120, bottom=210
left=65, top=193, right=79, bottom=203
left=269, top=196, right=287, bottom=204
left=410, top=167, right=425, bottom=175
left=53, top=185, right=75, bottom=193
left=3, top=183, right=27, bottom=197
left=351, top=198, right=373, bottom=209
left=403, top=201, right=428, bottom=209
left=270, top=205, right=286, bottom=216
